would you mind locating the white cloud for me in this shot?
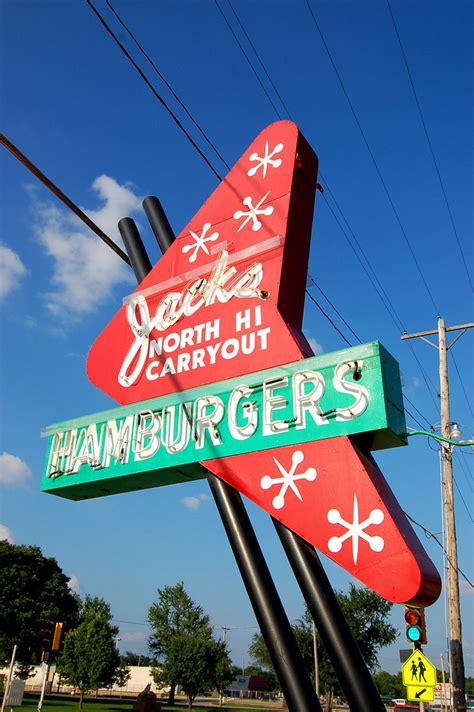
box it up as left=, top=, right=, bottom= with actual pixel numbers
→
left=0, top=452, right=32, bottom=486
left=121, top=631, right=148, bottom=642
left=0, top=244, right=28, bottom=300
left=67, top=574, right=81, bottom=594
left=181, top=494, right=211, bottom=510
left=0, top=524, right=15, bottom=543
left=308, top=336, right=324, bottom=355
left=411, top=377, right=421, bottom=389
left=32, top=175, right=142, bottom=320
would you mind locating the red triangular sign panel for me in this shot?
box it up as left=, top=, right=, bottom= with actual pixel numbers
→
left=86, top=120, right=441, bottom=606
left=87, top=121, right=318, bottom=404
left=204, top=438, right=441, bottom=605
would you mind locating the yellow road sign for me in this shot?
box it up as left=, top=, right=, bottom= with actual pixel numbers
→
left=406, top=684, right=435, bottom=702
left=402, top=649, right=437, bottom=687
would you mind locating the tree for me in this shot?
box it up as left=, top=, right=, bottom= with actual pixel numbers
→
left=0, top=541, right=79, bottom=662
left=120, top=651, right=154, bottom=667
left=14, top=664, right=35, bottom=680
left=56, top=596, right=120, bottom=708
left=155, top=635, right=232, bottom=710
left=112, top=663, right=131, bottom=697
left=249, top=584, right=397, bottom=697
left=372, top=670, right=404, bottom=697
left=148, top=582, right=212, bottom=704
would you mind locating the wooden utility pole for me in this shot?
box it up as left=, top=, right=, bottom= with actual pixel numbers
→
left=402, top=318, right=473, bottom=711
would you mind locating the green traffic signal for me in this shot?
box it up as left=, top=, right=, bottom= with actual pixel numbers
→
left=404, top=607, right=427, bottom=645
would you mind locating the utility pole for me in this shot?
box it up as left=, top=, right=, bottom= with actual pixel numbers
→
left=402, top=318, right=473, bottom=712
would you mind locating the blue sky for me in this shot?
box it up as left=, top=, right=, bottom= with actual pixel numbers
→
left=0, top=0, right=472, bottom=677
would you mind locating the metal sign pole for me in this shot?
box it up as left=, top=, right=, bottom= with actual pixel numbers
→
left=0, top=645, right=17, bottom=712
left=120, top=201, right=320, bottom=711
left=274, top=522, right=386, bottom=711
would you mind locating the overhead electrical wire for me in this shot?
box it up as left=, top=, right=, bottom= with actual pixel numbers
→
left=213, top=0, right=282, bottom=120
left=386, top=0, right=473, bottom=293
left=307, top=274, right=362, bottom=344
left=404, top=512, right=473, bottom=588
left=305, top=289, right=352, bottom=348
left=0, top=133, right=131, bottom=266
left=104, top=0, right=230, bottom=174
left=85, top=0, right=435, bottom=431
left=213, top=0, right=439, bottom=418
left=457, top=454, right=474, bottom=492
left=85, top=0, right=224, bottom=182
left=451, top=351, right=474, bottom=419
left=304, top=0, right=441, bottom=316
left=224, top=0, right=291, bottom=119
left=453, top=476, right=474, bottom=523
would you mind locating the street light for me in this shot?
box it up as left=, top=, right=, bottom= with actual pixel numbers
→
left=449, top=422, right=462, bottom=440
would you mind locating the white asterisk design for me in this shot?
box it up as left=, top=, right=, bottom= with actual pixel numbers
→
left=182, top=223, right=219, bottom=263
left=260, top=450, right=317, bottom=510
left=327, top=494, right=384, bottom=565
left=233, top=191, right=274, bottom=232
left=248, top=141, right=284, bottom=178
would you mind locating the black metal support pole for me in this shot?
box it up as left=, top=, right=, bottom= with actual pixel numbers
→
left=118, top=217, right=151, bottom=282
left=208, top=476, right=321, bottom=711
left=142, top=196, right=175, bottom=252
left=131, top=202, right=319, bottom=710
left=274, top=521, right=386, bottom=712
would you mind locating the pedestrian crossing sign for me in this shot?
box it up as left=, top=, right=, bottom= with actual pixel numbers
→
left=402, top=649, right=437, bottom=688
left=406, top=684, right=435, bottom=702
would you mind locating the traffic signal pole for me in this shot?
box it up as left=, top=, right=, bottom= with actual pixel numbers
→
left=121, top=198, right=321, bottom=712
left=402, top=319, right=473, bottom=711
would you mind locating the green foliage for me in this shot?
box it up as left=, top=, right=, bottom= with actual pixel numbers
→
left=56, top=596, right=120, bottom=707
left=249, top=584, right=398, bottom=696
left=147, top=582, right=211, bottom=661
left=155, top=635, right=232, bottom=710
left=336, top=584, right=397, bottom=671
left=372, top=670, right=404, bottom=697
left=0, top=542, right=79, bottom=663
left=14, top=664, right=35, bottom=680
left=465, top=676, right=473, bottom=694
left=120, top=651, right=154, bottom=666
left=112, top=663, right=131, bottom=689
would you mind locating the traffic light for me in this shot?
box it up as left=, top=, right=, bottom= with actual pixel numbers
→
left=51, top=622, right=63, bottom=652
left=404, top=606, right=427, bottom=646
left=40, top=622, right=64, bottom=661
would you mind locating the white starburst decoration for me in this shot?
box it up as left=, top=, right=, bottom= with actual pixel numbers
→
left=327, top=494, right=384, bottom=565
left=248, top=141, right=284, bottom=178
left=182, top=223, right=219, bottom=263
left=260, top=450, right=317, bottom=510
left=233, top=192, right=274, bottom=232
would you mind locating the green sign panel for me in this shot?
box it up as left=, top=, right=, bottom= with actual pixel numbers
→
left=42, top=342, right=406, bottom=501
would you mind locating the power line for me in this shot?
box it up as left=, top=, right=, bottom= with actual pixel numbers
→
left=87, top=0, right=437, bottom=431
left=113, top=618, right=149, bottom=627
left=457, top=453, right=474, bottom=492
left=320, top=189, right=439, bottom=414
left=210, top=3, right=440, bottom=416
left=453, top=476, right=474, bottom=523
left=404, top=512, right=473, bottom=588
left=304, top=0, right=440, bottom=315
left=85, top=0, right=223, bottom=182
left=213, top=0, right=283, bottom=119
left=305, top=288, right=352, bottom=348
left=104, top=0, right=231, bottom=174
left=307, top=274, right=362, bottom=344
left=224, top=0, right=292, bottom=120
left=386, top=0, right=473, bottom=292
left=1, top=133, right=131, bottom=265
left=451, top=351, right=474, bottom=418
